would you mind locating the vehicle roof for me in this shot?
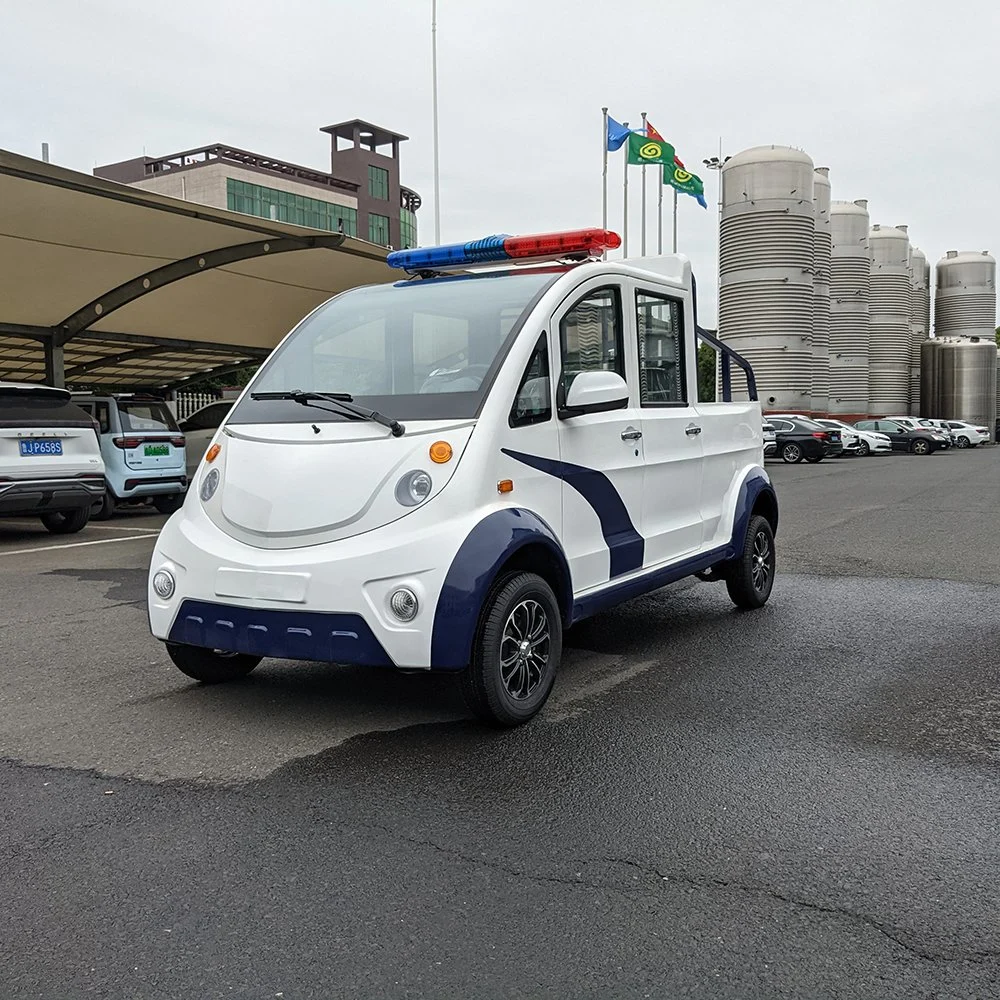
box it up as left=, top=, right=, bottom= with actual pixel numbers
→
left=0, top=380, right=69, bottom=397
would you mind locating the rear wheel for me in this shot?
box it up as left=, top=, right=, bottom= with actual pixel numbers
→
left=93, top=491, right=116, bottom=520
left=857, top=440, right=870, bottom=457
left=911, top=438, right=931, bottom=455
left=460, top=572, right=562, bottom=727
left=166, top=643, right=262, bottom=683
left=40, top=507, right=91, bottom=535
left=153, top=493, right=184, bottom=515
left=805, top=455, right=823, bottom=464
left=781, top=442, right=803, bottom=464
left=724, top=515, right=775, bottom=610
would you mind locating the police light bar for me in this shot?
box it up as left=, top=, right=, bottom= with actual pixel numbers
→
left=386, top=228, right=622, bottom=273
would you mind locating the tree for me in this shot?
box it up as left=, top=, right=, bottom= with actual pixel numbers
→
left=697, top=343, right=716, bottom=402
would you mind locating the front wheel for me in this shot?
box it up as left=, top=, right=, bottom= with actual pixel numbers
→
left=911, top=439, right=931, bottom=455
left=724, top=515, right=776, bottom=610
left=40, top=507, right=91, bottom=535
left=956, top=436, right=970, bottom=449
left=781, top=442, right=803, bottom=464
left=857, top=441, right=870, bottom=457
left=460, top=572, right=562, bottom=727
left=166, top=643, right=262, bottom=683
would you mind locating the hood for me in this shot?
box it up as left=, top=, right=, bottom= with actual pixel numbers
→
left=202, top=418, right=474, bottom=549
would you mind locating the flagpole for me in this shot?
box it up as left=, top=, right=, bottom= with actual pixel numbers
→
left=431, top=0, right=441, bottom=244
left=622, top=121, right=629, bottom=258
left=672, top=186, right=678, bottom=253
left=657, top=172, right=663, bottom=255
left=640, top=112, right=647, bottom=256
left=601, top=107, right=608, bottom=261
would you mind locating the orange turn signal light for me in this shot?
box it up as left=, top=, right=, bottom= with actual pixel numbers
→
left=429, top=440, right=453, bottom=464
left=497, top=479, right=514, bottom=494
left=205, top=443, right=221, bottom=463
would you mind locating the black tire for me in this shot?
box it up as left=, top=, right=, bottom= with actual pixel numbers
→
left=956, top=436, right=970, bottom=449
left=910, top=438, right=931, bottom=455
left=724, top=514, right=776, bottom=610
left=857, top=440, right=870, bottom=457
left=40, top=507, right=91, bottom=535
left=93, top=491, right=116, bottom=520
left=805, top=455, right=823, bottom=464
left=166, top=642, right=262, bottom=684
left=781, top=442, right=804, bottom=464
left=153, top=494, right=184, bottom=515
left=460, top=571, right=562, bottom=727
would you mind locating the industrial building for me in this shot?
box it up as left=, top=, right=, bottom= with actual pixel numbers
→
left=94, top=119, right=421, bottom=251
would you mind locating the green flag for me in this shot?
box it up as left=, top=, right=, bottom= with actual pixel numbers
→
left=664, top=163, right=708, bottom=208
left=626, top=131, right=676, bottom=167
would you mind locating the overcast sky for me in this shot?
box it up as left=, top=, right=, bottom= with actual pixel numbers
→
left=4, top=0, right=999, bottom=327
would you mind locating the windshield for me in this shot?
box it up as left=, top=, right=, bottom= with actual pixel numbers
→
left=118, top=401, right=180, bottom=433
left=229, top=270, right=559, bottom=425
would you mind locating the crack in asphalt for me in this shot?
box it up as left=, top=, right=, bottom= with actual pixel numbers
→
left=361, top=822, right=1000, bottom=967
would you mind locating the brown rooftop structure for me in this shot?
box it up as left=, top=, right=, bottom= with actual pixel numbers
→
left=0, top=147, right=397, bottom=391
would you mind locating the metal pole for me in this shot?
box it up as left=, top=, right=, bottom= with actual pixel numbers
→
left=622, top=121, right=629, bottom=258
left=657, top=166, right=663, bottom=254
left=602, top=107, right=608, bottom=260
left=431, top=0, right=441, bottom=245
left=640, top=112, right=647, bottom=256
left=41, top=142, right=49, bottom=163
left=672, top=186, right=678, bottom=253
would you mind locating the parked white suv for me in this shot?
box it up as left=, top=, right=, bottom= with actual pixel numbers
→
left=148, top=228, right=779, bottom=726
left=0, top=382, right=106, bottom=533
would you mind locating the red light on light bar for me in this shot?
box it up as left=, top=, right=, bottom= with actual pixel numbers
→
left=504, top=228, right=622, bottom=260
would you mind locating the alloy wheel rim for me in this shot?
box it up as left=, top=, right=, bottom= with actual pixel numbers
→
left=499, top=599, right=550, bottom=701
left=785, top=445, right=800, bottom=461
left=751, top=531, right=772, bottom=592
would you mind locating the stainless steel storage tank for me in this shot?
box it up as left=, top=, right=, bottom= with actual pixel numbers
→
left=920, top=338, right=942, bottom=418
left=828, top=199, right=871, bottom=417
left=868, top=224, right=912, bottom=414
left=934, top=250, right=996, bottom=338
left=811, top=167, right=832, bottom=415
left=718, top=145, right=815, bottom=411
left=909, top=247, right=929, bottom=414
left=936, top=336, right=997, bottom=433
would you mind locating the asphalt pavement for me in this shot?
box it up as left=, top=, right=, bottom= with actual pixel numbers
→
left=2, top=448, right=999, bottom=999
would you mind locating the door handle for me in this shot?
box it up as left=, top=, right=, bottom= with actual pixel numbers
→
left=621, top=427, right=642, bottom=441
left=685, top=425, right=702, bottom=436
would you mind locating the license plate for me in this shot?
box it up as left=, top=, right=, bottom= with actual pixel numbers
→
left=19, top=439, right=62, bottom=457
left=144, top=443, right=170, bottom=457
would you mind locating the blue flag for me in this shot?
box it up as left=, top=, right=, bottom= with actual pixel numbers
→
left=697, top=194, right=708, bottom=209
left=606, top=114, right=631, bottom=152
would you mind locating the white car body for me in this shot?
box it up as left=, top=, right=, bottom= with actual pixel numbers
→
left=178, top=400, right=235, bottom=481
left=148, top=241, right=778, bottom=721
left=0, top=381, right=106, bottom=530
left=816, top=418, right=891, bottom=455
left=945, top=420, right=991, bottom=446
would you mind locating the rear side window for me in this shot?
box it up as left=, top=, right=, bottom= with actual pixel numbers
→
left=509, top=334, right=551, bottom=428
left=558, top=286, right=624, bottom=398
left=635, top=291, right=685, bottom=405
left=182, top=402, right=231, bottom=431
left=118, top=401, right=179, bottom=433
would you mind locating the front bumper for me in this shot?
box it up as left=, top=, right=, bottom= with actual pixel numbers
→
left=0, top=477, right=105, bottom=515
left=148, top=502, right=472, bottom=670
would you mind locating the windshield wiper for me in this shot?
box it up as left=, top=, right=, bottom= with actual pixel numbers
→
left=250, top=390, right=405, bottom=437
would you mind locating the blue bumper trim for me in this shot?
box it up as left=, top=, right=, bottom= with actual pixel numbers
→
left=166, top=600, right=395, bottom=666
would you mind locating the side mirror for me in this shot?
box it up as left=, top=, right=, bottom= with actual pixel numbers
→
left=560, top=370, right=629, bottom=418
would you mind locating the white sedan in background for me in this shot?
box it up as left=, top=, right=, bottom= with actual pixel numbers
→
left=945, top=420, right=991, bottom=447
left=817, top=418, right=892, bottom=456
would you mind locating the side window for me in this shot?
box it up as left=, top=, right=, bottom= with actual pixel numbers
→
left=558, top=286, right=624, bottom=400
left=94, top=402, right=111, bottom=434
left=509, top=333, right=552, bottom=428
left=770, top=419, right=792, bottom=432
left=635, top=291, right=685, bottom=405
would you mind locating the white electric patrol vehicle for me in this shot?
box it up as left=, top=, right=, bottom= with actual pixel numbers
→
left=148, top=228, right=778, bottom=726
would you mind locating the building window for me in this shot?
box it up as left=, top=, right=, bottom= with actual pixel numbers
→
left=226, top=178, right=357, bottom=236
left=399, top=208, right=418, bottom=249
left=368, top=165, right=389, bottom=201
left=368, top=213, right=391, bottom=246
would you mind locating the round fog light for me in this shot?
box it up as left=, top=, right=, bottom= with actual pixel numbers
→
left=152, top=569, right=175, bottom=600
left=200, top=467, right=220, bottom=502
left=389, top=588, right=419, bottom=622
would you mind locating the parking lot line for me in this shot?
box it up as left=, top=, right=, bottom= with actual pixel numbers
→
left=0, top=534, right=158, bottom=557
left=78, top=524, right=162, bottom=533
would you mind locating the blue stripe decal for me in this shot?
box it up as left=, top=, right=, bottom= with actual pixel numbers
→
left=501, top=448, right=644, bottom=577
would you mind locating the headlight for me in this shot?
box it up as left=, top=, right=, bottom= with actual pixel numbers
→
left=394, top=470, right=432, bottom=507
left=200, top=467, right=220, bottom=502
left=152, top=569, right=175, bottom=599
